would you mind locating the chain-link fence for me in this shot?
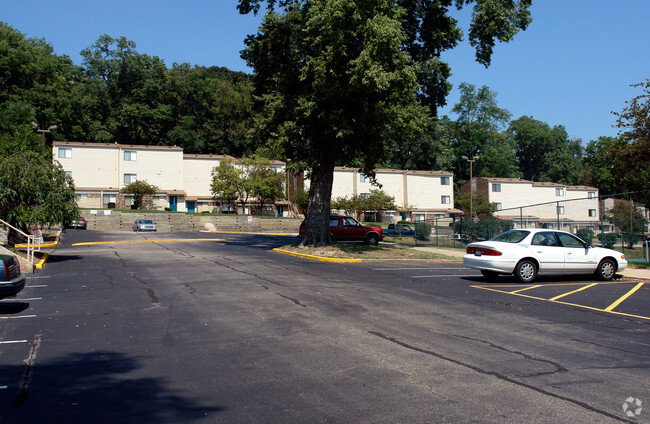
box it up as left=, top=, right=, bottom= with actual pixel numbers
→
left=387, top=194, right=649, bottom=262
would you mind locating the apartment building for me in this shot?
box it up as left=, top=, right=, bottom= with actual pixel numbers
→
left=312, top=167, right=462, bottom=221
left=53, top=141, right=461, bottom=220
left=54, top=141, right=186, bottom=210
left=462, top=177, right=599, bottom=231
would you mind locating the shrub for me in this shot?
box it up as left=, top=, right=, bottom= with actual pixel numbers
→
left=576, top=229, right=594, bottom=244
left=415, top=222, right=432, bottom=241
left=601, top=233, right=617, bottom=248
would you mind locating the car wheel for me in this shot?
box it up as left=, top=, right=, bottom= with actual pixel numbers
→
left=514, top=259, right=537, bottom=283
left=366, top=233, right=379, bottom=246
left=481, top=270, right=499, bottom=281
left=595, top=258, right=616, bottom=280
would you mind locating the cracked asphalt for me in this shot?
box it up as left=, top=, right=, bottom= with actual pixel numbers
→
left=0, top=230, right=648, bottom=423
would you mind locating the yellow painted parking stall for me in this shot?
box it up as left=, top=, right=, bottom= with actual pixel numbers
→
left=471, top=281, right=650, bottom=321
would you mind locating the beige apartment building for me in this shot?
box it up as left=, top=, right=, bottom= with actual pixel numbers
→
left=53, top=141, right=462, bottom=220
left=309, top=166, right=462, bottom=221
left=462, top=177, right=600, bottom=231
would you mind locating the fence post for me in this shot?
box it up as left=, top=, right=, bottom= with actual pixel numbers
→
left=600, top=197, right=605, bottom=247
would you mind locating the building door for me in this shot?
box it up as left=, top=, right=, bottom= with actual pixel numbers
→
left=187, top=201, right=196, bottom=213
left=169, top=196, right=177, bottom=212
left=277, top=206, right=283, bottom=217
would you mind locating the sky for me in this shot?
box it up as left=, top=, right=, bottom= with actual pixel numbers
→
left=3, top=0, right=649, bottom=144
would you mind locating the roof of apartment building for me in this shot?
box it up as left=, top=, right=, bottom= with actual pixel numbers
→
left=54, top=141, right=183, bottom=151
left=474, top=177, right=597, bottom=191
left=334, top=166, right=453, bottom=176
left=183, top=153, right=235, bottom=160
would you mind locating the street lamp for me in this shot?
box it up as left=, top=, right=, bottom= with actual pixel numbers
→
left=32, top=122, right=57, bottom=154
left=462, top=155, right=479, bottom=218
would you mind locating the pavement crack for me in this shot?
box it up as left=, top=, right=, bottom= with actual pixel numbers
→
left=12, top=334, right=42, bottom=408
left=571, top=338, right=650, bottom=358
left=368, top=331, right=630, bottom=423
left=454, top=334, right=568, bottom=377
left=276, top=293, right=307, bottom=307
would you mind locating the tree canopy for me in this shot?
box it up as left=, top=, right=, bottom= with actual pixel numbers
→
left=238, top=0, right=532, bottom=246
left=120, top=180, right=159, bottom=210
left=0, top=151, right=78, bottom=231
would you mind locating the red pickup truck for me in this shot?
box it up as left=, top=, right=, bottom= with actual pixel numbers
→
left=299, top=215, right=384, bottom=245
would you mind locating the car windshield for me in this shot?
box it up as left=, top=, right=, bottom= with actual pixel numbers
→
left=140, top=220, right=154, bottom=224
left=492, top=230, right=530, bottom=243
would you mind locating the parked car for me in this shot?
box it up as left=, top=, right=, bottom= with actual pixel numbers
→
left=132, top=219, right=157, bottom=232
left=66, top=217, right=87, bottom=230
left=0, top=254, right=26, bottom=299
left=448, top=233, right=470, bottom=242
left=299, top=215, right=383, bottom=245
left=384, top=223, right=415, bottom=237
left=463, top=228, right=627, bottom=283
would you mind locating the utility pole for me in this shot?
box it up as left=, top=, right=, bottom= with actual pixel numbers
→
left=462, top=155, right=479, bottom=218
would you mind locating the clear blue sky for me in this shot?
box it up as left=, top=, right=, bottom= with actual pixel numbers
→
left=3, top=0, right=649, bottom=143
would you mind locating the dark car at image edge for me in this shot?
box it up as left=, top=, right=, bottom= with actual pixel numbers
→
left=299, top=215, right=384, bottom=246
left=0, top=254, right=26, bottom=299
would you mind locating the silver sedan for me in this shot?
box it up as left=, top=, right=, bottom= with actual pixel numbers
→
left=132, top=219, right=157, bottom=232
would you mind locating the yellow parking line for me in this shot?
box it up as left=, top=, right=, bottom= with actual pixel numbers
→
left=549, top=283, right=598, bottom=301
left=72, top=238, right=226, bottom=246
left=511, top=284, right=542, bottom=293
left=470, top=285, right=650, bottom=321
left=605, top=282, right=645, bottom=312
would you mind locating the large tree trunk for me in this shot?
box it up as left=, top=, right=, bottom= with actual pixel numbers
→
left=301, top=160, right=336, bottom=247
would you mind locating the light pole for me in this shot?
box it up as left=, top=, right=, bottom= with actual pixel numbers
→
left=32, top=122, right=57, bottom=154
left=462, top=155, right=479, bottom=218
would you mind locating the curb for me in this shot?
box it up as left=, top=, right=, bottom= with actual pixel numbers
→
left=35, top=253, right=49, bottom=269
left=272, top=248, right=363, bottom=263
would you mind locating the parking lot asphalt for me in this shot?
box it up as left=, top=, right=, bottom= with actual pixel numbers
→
left=1, top=230, right=648, bottom=423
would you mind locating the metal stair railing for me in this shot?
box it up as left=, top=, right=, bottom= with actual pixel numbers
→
left=0, top=218, right=37, bottom=264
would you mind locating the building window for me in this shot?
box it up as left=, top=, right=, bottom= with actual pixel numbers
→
left=441, top=176, right=450, bottom=185
left=588, top=191, right=596, bottom=199
left=153, top=196, right=165, bottom=202
left=556, top=188, right=564, bottom=196
left=589, top=209, right=597, bottom=217
left=414, top=214, right=425, bottom=222
left=124, top=173, right=137, bottom=184
left=65, top=171, right=72, bottom=177
left=492, top=183, right=501, bottom=192
left=124, top=150, right=137, bottom=161
left=360, top=192, right=370, bottom=199
left=58, top=147, right=72, bottom=158
left=495, top=202, right=502, bottom=211
left=360, top=174, right=369, bottom=183
left=557, top=206, right=565, bottom=214
left=441, top=195, right=451, bottom=204
left=76, top=193, right=88, bottom=199
left=124, top=196, right=134, bottom=207
left=103, top=194, right=116, bottom=204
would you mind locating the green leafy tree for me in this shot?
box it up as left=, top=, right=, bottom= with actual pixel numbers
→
left=238, top=0, right=531, bottom=246
left=580, top=137, right=620, bottom=195
left=120, top=180, right=159, bottom=210
left=211, top=158, right=247, bottom=212
left=332, top=189, right=397, bottom=220
left=508, top=116, right=583, bottom=184
left=610, top=79, right=650, bottom=205
left=455, top=190, right=496, bottom=218
left=0, top=151, right=78, bottom=232
left=606, top=200, right=647, bottom=248
left=247, top=156, right=285, bottom=214
left=449, top=82, right=517, bottom=180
